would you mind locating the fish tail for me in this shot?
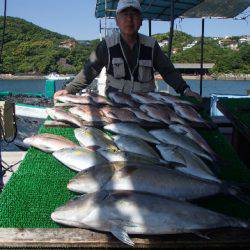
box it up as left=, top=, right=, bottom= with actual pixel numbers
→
left=223, top=183, right=250, bottom=205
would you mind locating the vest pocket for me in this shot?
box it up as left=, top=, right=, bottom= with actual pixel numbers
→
left=112, top=58, right=125, bottom=79
left=138, top=60, right=153, bottom=82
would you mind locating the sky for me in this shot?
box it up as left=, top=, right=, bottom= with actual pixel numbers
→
left=1, top=0, right=250, bottom=40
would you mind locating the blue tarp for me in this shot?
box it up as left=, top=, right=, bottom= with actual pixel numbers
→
left=95, top=0, right=205, bottom=21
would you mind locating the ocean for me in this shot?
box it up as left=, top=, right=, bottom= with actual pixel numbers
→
left=0, top=79, right=250, bottom=97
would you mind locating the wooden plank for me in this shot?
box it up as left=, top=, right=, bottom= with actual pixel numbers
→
left=0, top=228, right=250, bottom=248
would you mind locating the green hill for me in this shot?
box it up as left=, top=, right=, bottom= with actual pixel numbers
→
left=0, top=16, right=99, bottom=74
left=0, top=17, right=249, bottom=75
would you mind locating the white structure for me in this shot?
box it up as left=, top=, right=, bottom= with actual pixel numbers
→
left=45, top=73, right=71, bottom=80
left=183, top=40, right=198, bottom=51
left=159, top=40, right=169, bottom=47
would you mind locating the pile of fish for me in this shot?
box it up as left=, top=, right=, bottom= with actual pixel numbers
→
left=50, top=91, right=214, bottom=128
left=23, top=92, right=249, bottom=246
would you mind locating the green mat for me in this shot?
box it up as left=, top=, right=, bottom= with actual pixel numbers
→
left=0, top=121, right=250, bottom=228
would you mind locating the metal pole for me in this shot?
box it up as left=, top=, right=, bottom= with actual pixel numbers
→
left=200, top=18, right=205, bottom=96
left=148, top=19, right=152, bottom=36
left=0, top=141, right=3, bottom=192
left=168, top=0, right=175, bottom=58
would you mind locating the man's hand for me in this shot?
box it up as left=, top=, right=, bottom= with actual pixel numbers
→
left=183, top=88, right=202, bottom=102
left=53, top=89, right=69, bottom=104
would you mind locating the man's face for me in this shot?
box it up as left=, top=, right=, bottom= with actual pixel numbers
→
left=116, top=7, right=142, bottom=36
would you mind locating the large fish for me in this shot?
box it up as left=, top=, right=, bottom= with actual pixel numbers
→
left=23, top=133, right=78, bottom=153
left=46, top=108, right=84, bottom=127
left=74, top=127, right=118, bottom=151
left=108, top=92, right=137, bottom=107
left=100, top=106, right=140, bottom=123
left=51, top=190, right=249, bottom=246
left=97, top=149, right=167, bottom=166
left=123, top=107, right=160, bottom=123
left=69, top=105, right=111, bottom=123
left=156, top=144, right=219, bottom=182
left=55, top=94, right=93, bottom=105
left=173, top=103, right=207, bottom=124
left=113, top=135, right=160, bottom=158
left=82, top=92, right=114, bottom=106
left=148, top=92, right=197, bottom=107
left=149, top=129, right=213, bottom=161
left=169, top=124, right=218, bottom=159
left=104, top=123, right=159, bottom=144
left=67, top=162, right=240, bottom=201
left=52, top=147, right=107, bottom=171
left=140, top=104, right=186, bottom=125
left=131, top=93, right=164, bottom=104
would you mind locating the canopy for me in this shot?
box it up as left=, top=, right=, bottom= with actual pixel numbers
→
left=95, top=0, right=205, bottom=21
left=182, top=0, right=250, bottom=18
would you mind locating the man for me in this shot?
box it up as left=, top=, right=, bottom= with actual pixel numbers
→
left=54, top=0, right=201, bottom=101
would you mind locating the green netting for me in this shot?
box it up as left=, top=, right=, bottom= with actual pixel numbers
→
left=219, top=98, right=250, bottom=128
left=0, top=109, right=250, bottom=229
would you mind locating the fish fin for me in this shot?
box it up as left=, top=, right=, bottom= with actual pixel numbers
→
left=192, top=231, right=211, bottom=240
left=111, top=226, right=134, bottom=246
left=224, top=183, right=250, bottom=205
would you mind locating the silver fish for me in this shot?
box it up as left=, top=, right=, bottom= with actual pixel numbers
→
left=51, top=191, right=249, bottom=246
left=113, top=135, right=160, bottom=158
left=108, top=92, right=137, bottom=107
left=148, top=92, right=196, bottom=107
left=123, top=107, right=159, bottom=123
left=23, top=133, right=78, bottom=153
left=69, top=105, right=111, bottom=123
left=100, top=106, right=140, bottom=123
left=156, top=144, right=219, bottom=182
left=74, top=127, right=118, bottom=151
left=131, top=93, right=164, bottom=104
left=150, top=129, right=213, bottom=161
left=140, top=104, right=187, bottom=125
left=97, top=149, right=167, bottom=165
left=104, top=123, right=159, bottom=144
left=169, top=124, right=217, bottom=158
left=55, top=94, right=93, bottom=104
left=46, top=108, right=84, bottom=127
left=173, top=103, right=206, bottom=124
left=52, top=147, right=107, bottom=171
left=82, top=92, right=113, bottom=106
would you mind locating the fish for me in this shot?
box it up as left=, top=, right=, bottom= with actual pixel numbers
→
left=69, top=105, right=111, bottom=123
left=108, top=92, right=137, bottom=107
left=123, top=107, right=160, bottom=123
left=104, top=123, right=159, bottom=144
left=51, top=190, right=249, bottom=246
left=149, top=129, right=213, bottom=161
left=55, top=94, right=93, bottom=104
left=52, top=147, right=107, bottom=172
left=74, top=127, right=118, bottom=151
left=23, top=133, right=78, bottom=153
left=46, top=108, right=84, bottom=127
left=140, top=104, right=187, bottom=125
left=100, top=106, right=140, bottom=123
left=169, top=124, right=218, bottom=159
left=113, top=135, right=160, bottom=158
left=97, top=149, right=167, bottom=166
left=67, top=161, right=241, bottom=202
left=148, top=92, right=197, bottom=107
left=131, top=93, right=164, bottom=104
left=156, top=144, right=219, bottom=182
left=82, top=92, right=114, bottom=106
left=173, top=103, right=207, bottom=124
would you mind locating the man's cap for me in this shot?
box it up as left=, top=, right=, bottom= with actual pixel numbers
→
left=116, top=0, right=141, bottom=14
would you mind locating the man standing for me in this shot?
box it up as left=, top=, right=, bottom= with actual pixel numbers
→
left=54, top=0, right=201, bottom=101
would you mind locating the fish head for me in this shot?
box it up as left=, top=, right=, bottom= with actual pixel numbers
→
left=51, top=191, right=110, bottom=227
left=67, top=163, right=117, bottom=193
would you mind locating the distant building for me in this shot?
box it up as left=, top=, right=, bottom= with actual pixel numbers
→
left=226, top=43, right=238, bottom=50
left=159, top=40, right=169, bottom=47
left=239, top=36, right=250, bottom=44
left=183, top=40, right=197, bottom=51
left=59, top=39, right=77, bottom=50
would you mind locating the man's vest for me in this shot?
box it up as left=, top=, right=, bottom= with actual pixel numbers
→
left=105, top=32, right=156, bottom=94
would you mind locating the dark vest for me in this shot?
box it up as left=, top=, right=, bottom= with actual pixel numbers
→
left=105, top=32, right=156, bottom=94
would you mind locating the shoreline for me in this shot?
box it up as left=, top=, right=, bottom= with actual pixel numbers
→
left=1, top=74, right=250, bottom=81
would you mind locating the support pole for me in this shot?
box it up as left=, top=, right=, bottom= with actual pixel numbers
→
left=199, top=18, right=205, bottom=96
left=168, top=0, right=175, bottom=58
left=148, top=19, right=152, bottom=36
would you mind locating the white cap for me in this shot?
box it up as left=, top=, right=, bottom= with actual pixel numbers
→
left=116, top=0, right=141, bottom=14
